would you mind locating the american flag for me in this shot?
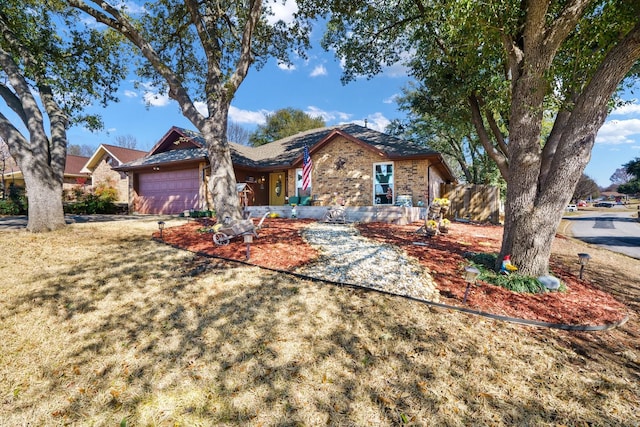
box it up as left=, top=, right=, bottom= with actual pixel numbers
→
left=302, top=145, right=312, bottom=191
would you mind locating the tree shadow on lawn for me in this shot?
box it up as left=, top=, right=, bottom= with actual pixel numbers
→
left=550, top=248, right=640, bottom=377
left=2, top=232, right=638, bottom=425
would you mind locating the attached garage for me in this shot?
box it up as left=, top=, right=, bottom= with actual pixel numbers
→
left=136, top=169, right=200, bottom=214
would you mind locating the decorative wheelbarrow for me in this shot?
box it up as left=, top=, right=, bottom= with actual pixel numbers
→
left=212, top=211, right=270, bottom=245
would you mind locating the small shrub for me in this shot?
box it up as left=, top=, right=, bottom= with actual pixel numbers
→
left=94, top=182, right=118, bottom=201
left=63, top=184, right=117, bottom=214
left=466, top=252, right=497, bottom=270
left=0, top=199, right=21, bottom=215
left=4, top=185, right=27, bottom=214
left=465, top=252, right=564, bottom=294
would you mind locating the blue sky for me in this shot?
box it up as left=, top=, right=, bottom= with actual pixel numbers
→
left=56, top=4, right=640, bottom=188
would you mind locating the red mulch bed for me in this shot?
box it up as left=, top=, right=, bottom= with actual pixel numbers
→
left=157, top=218, right=629, bottom=327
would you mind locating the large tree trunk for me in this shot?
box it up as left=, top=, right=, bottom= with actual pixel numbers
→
left=0, top=120, right=67, bottom=232
left=20, top=139, right=66, bottom=232
left=23, top=168, right=66, bottom=232
left=202, top=113, right=242, bottom=224
left=500, top=16, right=640, bottom=277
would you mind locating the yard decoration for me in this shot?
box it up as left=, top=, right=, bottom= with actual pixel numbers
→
left=538, top=275, right=561, bottom=291
left=433, top=197, right=451, bottom=216
left=418, top=199, right=451, bottom=237
left=425, top=220, right=438, bottom=236
left=212, top=211, right=271, bottom=246
left=500, top=255, right=518, bottom=275
left=427, top=203, right=441, bottom=219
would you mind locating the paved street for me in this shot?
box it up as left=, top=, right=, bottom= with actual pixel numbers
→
left=564, top=207, right=640, bottom=259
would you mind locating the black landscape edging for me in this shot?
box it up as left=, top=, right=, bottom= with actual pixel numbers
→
left=156, top=238, right=630, bottom=332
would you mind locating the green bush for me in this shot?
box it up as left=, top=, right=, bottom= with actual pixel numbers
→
left=0, top=199, right=22, bottom=215
left=1, top=185, right=28, bottom=215
left=64, top=187, right=117, bottom=214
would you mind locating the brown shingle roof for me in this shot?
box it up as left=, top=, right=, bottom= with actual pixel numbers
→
left=81, top=144, right=147, bottom=172
left=113, top=147, right=208, bottom=170
left=228, top=123, right=443, bottom=169
left=101, top=144, right=147, bottom=163
left=116, top=124, right=456, bottom=182
left=64, top=155, right=91, bottom=175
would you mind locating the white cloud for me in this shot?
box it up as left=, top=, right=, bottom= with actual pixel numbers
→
left=339, top=49, right=411, bottom=79
left=353, top=113, right=391, bottom=132
left=265, top=0, right=298, bottom=25
left=229, top=105, right=270, bottom=125
left=143, top=91, right=170, bottom=107
left=123, top=90, right=137, bottom=98
left=114, top=1, right=146, bottom=14
left=140, top=82, right=170, bottom=107
left=313, top=108, right=390, bottom=132
left=310, top=65, right=327, bottom=77
left=305, top=106, right=351, bottom=123
left=611, top=101, right=640, bottom=116
left=194, top=101, right=208, bottom=117
left=596, top=118, right=640, bottom=145
left=381, top=61, right=410, bottom=78
left=278, top=62, right=296, bottom=71
left=383, top=93, right=399, bottom=104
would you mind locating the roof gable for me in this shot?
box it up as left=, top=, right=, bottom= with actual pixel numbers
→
left=148, top=126, right=205, bottom=155
left=81, top=144, right=146, bottom=173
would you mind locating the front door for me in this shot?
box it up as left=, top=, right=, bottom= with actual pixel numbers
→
left=269, top=172, right=286, bottom=205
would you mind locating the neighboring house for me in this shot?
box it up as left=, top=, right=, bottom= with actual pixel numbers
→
left=81, top=144, right=147, bottom=203
left=1, top=154, right=91, bottom=191
left=600, top=191, right=629, bottom=203
left=115, top=124, right=457, bottom=215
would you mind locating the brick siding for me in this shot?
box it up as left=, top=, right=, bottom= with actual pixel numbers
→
left=286, top=135, right=444, bottom=206
left=91, top=155, right=129, bottom=202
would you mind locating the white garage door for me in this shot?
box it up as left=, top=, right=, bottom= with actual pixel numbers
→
left=137, top=169, right=200, bottom=214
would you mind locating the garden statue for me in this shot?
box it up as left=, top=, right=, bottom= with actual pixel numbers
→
left=500, top=255, right=518, bottom=275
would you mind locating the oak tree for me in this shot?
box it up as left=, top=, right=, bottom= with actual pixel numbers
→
left=68, top=0, right=314, bottom=222
left=618, top=157, right=640, bottom=194
left=0, top=0, right=126, bottom=231
left=249, top=107, right=326, bottom=146
left=305, top=0, right=640, bottom=276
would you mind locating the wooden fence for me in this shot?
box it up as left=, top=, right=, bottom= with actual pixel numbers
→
left=441, top=184, right=501, bottom=224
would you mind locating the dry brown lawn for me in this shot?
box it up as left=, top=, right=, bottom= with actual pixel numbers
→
left=1, top=216, right=638, bottom=426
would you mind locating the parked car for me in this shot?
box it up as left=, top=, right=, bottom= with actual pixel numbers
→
left=566, top=204, right=578, bottom=212
left=594, top=201, right=615, bottom=208
left=577, top=201, right=588, bottom=207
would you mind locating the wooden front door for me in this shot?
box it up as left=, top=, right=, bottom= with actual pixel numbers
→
left=269, top=172, right=286, bottom=205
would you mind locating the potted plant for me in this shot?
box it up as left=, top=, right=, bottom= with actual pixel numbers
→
left=434, top=198, right=451, bottom=216
left=426, top=219, right=438, bottom=236
left=439, top=218, right=451, bottom=233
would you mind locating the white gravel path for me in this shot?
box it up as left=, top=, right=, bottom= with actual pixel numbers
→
left=294, top=222, right=440, bottom=302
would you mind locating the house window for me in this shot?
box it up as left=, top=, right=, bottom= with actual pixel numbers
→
left=105, top=155, right=119, bottom=167
left=295, top=168, right=311, bottom=197
left=373, top=162, right=394, bottom=205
